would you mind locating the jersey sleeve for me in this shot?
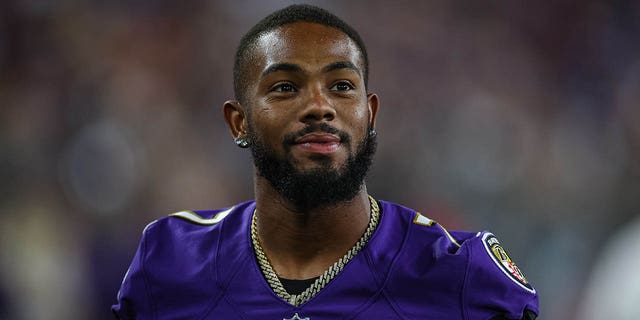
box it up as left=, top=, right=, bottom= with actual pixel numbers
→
left=462, top=231, right=539, bottom=320
left=111, top=222, right=157, bottom=320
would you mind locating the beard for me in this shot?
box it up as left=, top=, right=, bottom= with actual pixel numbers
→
left=248, top=122, right=377, bottom=212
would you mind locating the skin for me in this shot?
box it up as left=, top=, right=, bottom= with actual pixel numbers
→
left=223, top=22, right=380, bottom=280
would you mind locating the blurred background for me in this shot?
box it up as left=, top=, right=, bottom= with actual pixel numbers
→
left=1, top=0, right=638, bottom=319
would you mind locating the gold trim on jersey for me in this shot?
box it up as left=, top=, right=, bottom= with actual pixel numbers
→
left=437, top=223, right=461, bottom=248
left=142, top=220, right=159, bottom=234
left=413, top=212, right=461, bottom=248
left=170, top=206, right=234, bottom=225
left=413, top=212, right=435, bottom=226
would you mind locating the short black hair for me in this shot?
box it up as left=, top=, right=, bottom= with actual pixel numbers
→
left=233, top=4, right=369, bottom=105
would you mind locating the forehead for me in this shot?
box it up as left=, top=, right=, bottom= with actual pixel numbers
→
left=252, top=22, right=364, bottom=74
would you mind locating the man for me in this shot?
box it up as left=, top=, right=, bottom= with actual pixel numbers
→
left=113, top=4, right=539, bottom=319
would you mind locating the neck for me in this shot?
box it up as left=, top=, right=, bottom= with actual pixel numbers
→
left=253, top=177, right=371, bottom=280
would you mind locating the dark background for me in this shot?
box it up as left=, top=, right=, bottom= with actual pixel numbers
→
left=1, top=1, right=638, bottom=319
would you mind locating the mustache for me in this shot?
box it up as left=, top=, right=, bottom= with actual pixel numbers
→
left=283, top=123, right=351, bottom=145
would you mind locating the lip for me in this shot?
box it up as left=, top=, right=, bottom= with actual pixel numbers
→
left=292, top=133, right=341, bottom=154
left=294, top=133, right=341, bottom=144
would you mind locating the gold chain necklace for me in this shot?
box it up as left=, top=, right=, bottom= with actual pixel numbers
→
left=251, top=196, right=381, bottom=306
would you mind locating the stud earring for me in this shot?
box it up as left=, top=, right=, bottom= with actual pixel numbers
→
left=234, top=136, right=250, bottom=148
left=369, top=128, right=377, bottom=138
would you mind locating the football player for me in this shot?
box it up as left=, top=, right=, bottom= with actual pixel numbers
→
left=113, top=4, right=538, bottom=319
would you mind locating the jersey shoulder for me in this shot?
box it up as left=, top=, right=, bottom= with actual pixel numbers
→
left=377, top=200, right=476, bottom=255
left=137, top=200, right=255, bottom=285
left=143, top=200, right=255, bottom=239
left=377, top=201, right=538, bottom=319
left=112, top=200, right=256, bottom=319
left=384, top=200, right=536, bottom=292
left=461, top=230, right=539, bottom=318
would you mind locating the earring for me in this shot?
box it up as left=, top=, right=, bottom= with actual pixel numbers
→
left=234, top=136, right=250, bottom=148
left=369, top=128, right=377, bottom=138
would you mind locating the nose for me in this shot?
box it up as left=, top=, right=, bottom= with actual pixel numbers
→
left=299, top=86, right=336, bottom=123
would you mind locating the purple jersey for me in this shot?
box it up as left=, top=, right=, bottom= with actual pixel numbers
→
left=113, top=200, right=539, bottom=319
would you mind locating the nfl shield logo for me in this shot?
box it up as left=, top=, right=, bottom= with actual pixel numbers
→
left=283, top=313, right=310, bottom=320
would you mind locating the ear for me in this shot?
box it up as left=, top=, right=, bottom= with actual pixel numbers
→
left=223, top=100, right=248, bottom=139
left=366, top=93, right=380, bottom=129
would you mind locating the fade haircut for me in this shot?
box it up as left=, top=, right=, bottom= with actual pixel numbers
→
left=233, top=4, right=369, bottom=106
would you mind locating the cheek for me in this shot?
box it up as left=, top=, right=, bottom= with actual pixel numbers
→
left=342, top=105, right=370, bottom=134
left=250, top=108, right=291, bottom=146
left=356, top=107, right=370, bottom=126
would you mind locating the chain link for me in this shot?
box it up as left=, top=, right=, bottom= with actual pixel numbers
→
left=251, top=196, right=381, bottom=306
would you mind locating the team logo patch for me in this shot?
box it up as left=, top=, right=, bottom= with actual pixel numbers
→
left=481, top=233, right=535, bottom=293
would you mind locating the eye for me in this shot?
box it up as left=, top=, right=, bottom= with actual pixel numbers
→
left=271, top=82, right=297, bottom=93
left=330, top=81, right=355, bottom=92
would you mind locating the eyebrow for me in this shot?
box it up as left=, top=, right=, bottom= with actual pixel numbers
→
left=322, top=61, right=361, bottom=76
left=261, top=63, right=303, bottom=77
left=261, top=61, right=361, bottom=78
